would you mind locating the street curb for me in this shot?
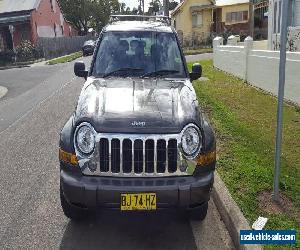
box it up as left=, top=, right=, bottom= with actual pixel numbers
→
left=0, top=59, right=44, bottom=70
left=0, top=86, right=8, bottom=100
left=0, top=65, right=30, bottom=70
left=212, top=172, right=262, bottom=250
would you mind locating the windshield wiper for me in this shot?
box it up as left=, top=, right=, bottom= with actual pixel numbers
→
left=103, top=68, right=143, bottom=78
left=142, top=69, right=179, bottom=78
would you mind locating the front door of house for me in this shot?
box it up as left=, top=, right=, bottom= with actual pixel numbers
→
left=2, top=26, right=13, bottom=50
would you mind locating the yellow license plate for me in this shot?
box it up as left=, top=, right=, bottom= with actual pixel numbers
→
left=120, top=193, right=156, bottom=211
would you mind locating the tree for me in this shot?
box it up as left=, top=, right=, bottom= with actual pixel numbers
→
left=59, top=0, right=119, bottom=35
left=59, top=0, right=93, bottom=35
left=169, top=1, right=178, bottom=11
left=148, top=0, right=161, bottom=15
left=91, top=0, right=119, bottom=32
left=125, top=7, right=131, bottom=14
left=131, top=7, right=139, bottom=15
left=119, top=2, right=126, bottom=13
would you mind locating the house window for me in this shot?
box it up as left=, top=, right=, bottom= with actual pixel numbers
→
left=226, top=11, right=248, bottom=23
left=192, top=13, right=203, bottom=28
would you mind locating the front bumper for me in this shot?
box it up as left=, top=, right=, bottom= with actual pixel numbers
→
left=61, top=169, right=214, bottom=210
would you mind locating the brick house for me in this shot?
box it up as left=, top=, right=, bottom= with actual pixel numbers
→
left=0, top=0, right=77, bottom=51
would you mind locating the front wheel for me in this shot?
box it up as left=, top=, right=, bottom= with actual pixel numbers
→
left=188, top=202, right=208, bottom=221
left=60, top=185, right=88, bottom=220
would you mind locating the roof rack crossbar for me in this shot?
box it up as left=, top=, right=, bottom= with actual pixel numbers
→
left=109, top=15, right=171, bottom=26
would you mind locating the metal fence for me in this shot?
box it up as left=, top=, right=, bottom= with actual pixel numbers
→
left=37, top=35, right=93, bottom=60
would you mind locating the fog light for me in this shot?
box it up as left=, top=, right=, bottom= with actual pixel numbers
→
left=179, top=161, right=188, bottom=172
left=88, top=162, right=97, bottom=172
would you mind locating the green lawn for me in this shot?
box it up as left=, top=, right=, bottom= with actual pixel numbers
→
left=47, top=51, right=83, bottom=65
left=188, top=60, right=300, bottom=249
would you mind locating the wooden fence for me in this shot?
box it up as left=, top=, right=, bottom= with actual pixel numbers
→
left=37, top=35, right=93, bottom=60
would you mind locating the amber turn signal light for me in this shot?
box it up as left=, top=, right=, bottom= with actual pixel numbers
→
left=59, top=149, right=78, bottom=165
left=196, top=150, right=216, bottom=166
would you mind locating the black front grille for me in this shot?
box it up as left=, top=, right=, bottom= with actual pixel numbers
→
left=99, top=138, right=109, bottom=172
left=134, top=140, right=143, bottom=173
left=122, top=139, right=132, bottom=173
left=111, top=139, right=120, bottom=173
left=98, top=137, right=178, bottom=175
left=145, top=140, right=154, bottom=173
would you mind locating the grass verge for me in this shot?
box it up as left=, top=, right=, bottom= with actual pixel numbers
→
left=188, top=60, right=300, bottom=249
left=47, top=51, right=83, bottom=65
left=183, top=48, right=213, bottom=55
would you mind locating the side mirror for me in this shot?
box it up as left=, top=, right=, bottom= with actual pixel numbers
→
left=189, top=63, right=202, bottom=81
left=74, top=61, right=88, bottom=79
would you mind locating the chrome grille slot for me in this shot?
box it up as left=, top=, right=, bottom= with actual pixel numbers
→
left=95, top=134, right=185, bottom=177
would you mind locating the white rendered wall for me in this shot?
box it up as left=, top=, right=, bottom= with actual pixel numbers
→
left=213, top=37, right=300, bottom=105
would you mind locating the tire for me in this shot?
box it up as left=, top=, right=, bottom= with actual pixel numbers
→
left=60, top=185, right=88, bottom=220
left=188, top=202, right=208, bottom=221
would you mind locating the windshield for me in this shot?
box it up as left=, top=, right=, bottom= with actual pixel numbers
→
left=92, top=31, right=187, bottom=78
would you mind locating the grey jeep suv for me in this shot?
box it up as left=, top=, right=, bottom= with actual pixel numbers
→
left=59, top=15, right=216, bottom=220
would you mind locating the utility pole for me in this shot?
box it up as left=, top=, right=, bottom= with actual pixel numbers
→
left=273, top=0, right=289, bottom=202
left=163, top=0, right=169, bottom=17
left=138, top=0, right=144, bottom=14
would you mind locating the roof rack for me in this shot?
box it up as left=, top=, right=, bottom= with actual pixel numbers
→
left=109, top=15, right=171, bottom=26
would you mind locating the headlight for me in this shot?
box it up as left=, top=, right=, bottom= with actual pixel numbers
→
left=181, top=125, right=202, bottom=157
left=75, top=124, right=96, bottom=155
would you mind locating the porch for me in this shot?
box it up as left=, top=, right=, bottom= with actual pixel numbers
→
left=0, top=14, right=32, bottom=51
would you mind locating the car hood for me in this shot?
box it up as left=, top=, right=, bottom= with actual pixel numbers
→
left=75, top=78, right=202, bottom=133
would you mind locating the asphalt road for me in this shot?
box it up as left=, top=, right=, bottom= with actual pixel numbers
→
left=0, top=55, right=234, bottom=250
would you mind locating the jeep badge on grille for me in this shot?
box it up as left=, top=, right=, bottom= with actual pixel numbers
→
left=131, top=121, right=146, bottom=127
